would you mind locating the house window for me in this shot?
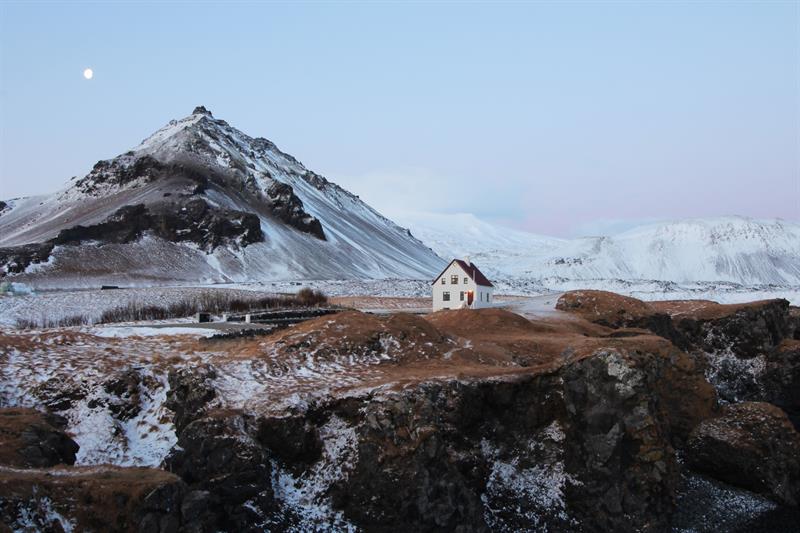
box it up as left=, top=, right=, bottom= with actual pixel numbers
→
left=480, top=292, right=483, bottom=301
left=441, top=278, right=445, bottom=285
left=450, top=275, right=459, bottom=284
left=463, top=277, right=468, bottom=284
left=443, top=291, right=450, bottom=301
left=460, top=291, right=464, bottom=301
left=486, top=293, right=490, bottom=302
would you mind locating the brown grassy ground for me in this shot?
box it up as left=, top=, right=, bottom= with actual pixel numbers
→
left=648, top=299, right=785, bottom=320
left=0, top=303, right=686, bottom=422
left=557, top=289, right=787, bottom=323
left=330, top=296, right=431, bottom=310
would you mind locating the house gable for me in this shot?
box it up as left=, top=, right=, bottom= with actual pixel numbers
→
left=431, top=259, right=493, bottom=288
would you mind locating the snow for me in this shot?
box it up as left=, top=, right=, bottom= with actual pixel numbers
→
left=397, top=212, right=800, bottom=286
left=480, top=421, right=577, bottom=531
left=671, top=471, right=789, bottom=532
left=269, top=415, right=359, bottom=531
left=88, top=326, right=217, bottom=338
left=2, top=275, right=797, bottom=331
left=0, top=285, right=293, bottom=327
left=0, top=331, right=181, bottom=467
left=9, top=495, right=76, bottom=533
left=132, top=113, right=204, bottom=153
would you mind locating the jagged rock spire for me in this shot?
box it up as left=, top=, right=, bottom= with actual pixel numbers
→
left=192, top=106, right=213, bottom=117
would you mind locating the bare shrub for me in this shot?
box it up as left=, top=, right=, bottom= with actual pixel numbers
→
left=58, top=314, right=89, bottom=327
left=296, top=287, right=328, bottom=307
left=15, top=318, right=38, bottom=330
left=97, top=288, right=328, bottom=324
left=15, top=314, right=88, bottom=329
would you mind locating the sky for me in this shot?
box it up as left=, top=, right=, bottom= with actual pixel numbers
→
left=0, top=1, right=798, bottom=237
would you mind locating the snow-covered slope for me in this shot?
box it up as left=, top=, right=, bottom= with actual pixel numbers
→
left=391, top=212, right=564, bottom=261
left=0, top=107, right=444, bottom=287
left=397, top=213, right=800, bottom=285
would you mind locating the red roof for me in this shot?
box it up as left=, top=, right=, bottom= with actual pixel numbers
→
left=431, top=259, right=494, bottom=287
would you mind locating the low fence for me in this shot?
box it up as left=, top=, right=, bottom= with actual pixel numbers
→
left=221, top=307, right=341, bottom=326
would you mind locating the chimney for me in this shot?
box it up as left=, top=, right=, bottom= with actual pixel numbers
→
left=465, top=255, right=471, bottom=266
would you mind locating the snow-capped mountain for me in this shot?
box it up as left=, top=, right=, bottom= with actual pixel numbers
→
left=0, top=107, right=444, bottom=287
left=395, top=213, right=800, bottom=285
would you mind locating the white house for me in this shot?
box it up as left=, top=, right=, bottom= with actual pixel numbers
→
left=432, top=258, right=494, bottom=311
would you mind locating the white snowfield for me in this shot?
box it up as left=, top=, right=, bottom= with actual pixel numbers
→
left=394, top=212, right=800, bottom=286
left=0, top=108, right=444, bottom=287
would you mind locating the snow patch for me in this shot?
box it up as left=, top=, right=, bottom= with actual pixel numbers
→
left=269, top=415, right=359, bottom=531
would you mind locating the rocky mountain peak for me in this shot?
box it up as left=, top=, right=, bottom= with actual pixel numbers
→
left=0, top=107, right=444, bottom=282
left=191, top=106, right=213, bottom=117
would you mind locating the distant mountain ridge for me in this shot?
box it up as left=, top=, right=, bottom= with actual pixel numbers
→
left=0, top=107, right=444, bottom=287
left=394, top=212, right=800, bottom=285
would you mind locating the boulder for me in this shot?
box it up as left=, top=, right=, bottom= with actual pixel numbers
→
left=0, top=408, right=79, bottom=467
left=0, top=242, right=55, bottom=276
left=686, top=401, right=800, bottom=506
left=165, top=364, right=218, bottom=433
left=562, top=349, right=680, bottom=531
left=671, top=299, right=793, bottom=358
left=763, top=340, right=800, bottom=429
left=165, top=409, right=273, bottom=530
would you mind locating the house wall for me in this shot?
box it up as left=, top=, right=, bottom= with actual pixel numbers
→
left=432, top=262, right=495, bottom=311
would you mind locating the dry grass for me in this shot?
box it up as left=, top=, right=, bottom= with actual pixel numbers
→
left=98, top=288, right=327, bottom=324
left=14, top=288, right=328, bottom=328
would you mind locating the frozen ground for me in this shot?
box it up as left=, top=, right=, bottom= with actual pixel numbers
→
left=1, top=277, right=797, bottom=328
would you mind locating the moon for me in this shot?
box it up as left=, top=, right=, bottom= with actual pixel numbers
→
left=83, top=68, right=93, bottom=80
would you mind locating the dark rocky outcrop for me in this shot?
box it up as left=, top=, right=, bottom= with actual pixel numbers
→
left=265, top=181, right=325, bottom=240
left=0, top=197, right=264, bottom=277
left=299, top=346, right=709, bottom=531
left=148, top=340, right=715, bottom=531
left=54, top=199, right=264, bottom=252
left=667, top=300, right=798, bottom=414
left=557, top=292, right=793, bottom=359
left=764, top=340, right=800, bottom=428
left=670, top=299, right=793, bottom=358
left=102, top=369, right=157, bottom=421
left=74, top=156, right=211, bottom=195
left=166, top=365, right=218, bottom=434
left=3, top=299, right=798, bottom=531
left=256, top=414, right=322, bottom=465
left=685, top=401, right=800, bottom=506
left=192, top=105, right=213, bottom=117
left=0, top=408, right=79, bottom=468
left=75, top=151, right=324, bottom=242
left=558, top=291, right=800, bottom=425
left=561, top=348, right=700, bottom=530
left=164, top=409, right=274, bottom=531
left=0, top=242, right=54, bottom=275
left=54, top=204, right=152, bottom=245
left=148, top=198, right=264, bottom=251
left=0, top=465, right=186, bottom=532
